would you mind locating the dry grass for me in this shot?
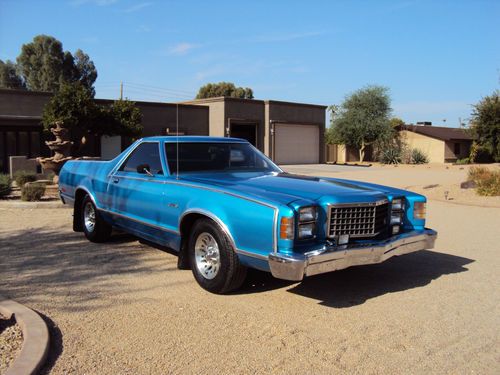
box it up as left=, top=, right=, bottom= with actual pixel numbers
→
left=468, top=167, right=500, bottom=196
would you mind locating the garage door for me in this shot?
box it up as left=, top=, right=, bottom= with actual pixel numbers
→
left=274, top=124, right=319, bottom=164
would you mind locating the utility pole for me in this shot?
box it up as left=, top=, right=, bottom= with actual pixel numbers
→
left=120, top=82, right=123, bottom=100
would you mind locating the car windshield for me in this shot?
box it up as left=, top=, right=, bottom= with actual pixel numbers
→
left=165, top=142, right=281, bottom=174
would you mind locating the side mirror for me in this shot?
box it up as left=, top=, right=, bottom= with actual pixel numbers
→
left=137, top=164, right=153, bottom=176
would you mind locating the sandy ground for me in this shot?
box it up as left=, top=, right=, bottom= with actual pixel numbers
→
left=0, top=166, right=499, bottom=374
left=0, top=313, right=23, bottom=374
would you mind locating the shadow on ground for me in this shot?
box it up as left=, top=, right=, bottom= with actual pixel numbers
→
left=0, top=227, right=179, bottom=311
left=239, top=250, right=474, bottom=308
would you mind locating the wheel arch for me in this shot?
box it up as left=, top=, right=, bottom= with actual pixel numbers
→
left=177, top=209, right=237, bottom=270
left=73, top=187, right=98, bottom=232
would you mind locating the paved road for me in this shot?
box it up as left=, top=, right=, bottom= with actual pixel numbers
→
left=0, top=170, right=498, bottom=374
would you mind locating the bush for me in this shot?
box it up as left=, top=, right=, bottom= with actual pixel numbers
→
left=14, top=170, right=37, bottom=187
left=410, top=149, right=429, bottom=164
left=20, top=183, right=46, bottom=201
left=468, top=167, right=500, bottom=196
left=0, top=174, right=12, bottom=197
left=469, top=143, right=494, bottom=163
left=380, top=147, right=402, bottom=164
left=455, top=158, right=470, bottom=165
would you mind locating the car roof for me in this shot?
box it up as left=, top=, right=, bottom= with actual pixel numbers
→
left=140, top=136, right=249, bottom=143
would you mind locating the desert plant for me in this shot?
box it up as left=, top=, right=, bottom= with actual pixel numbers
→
left=20, top=183, right=46, bottom=201
left=455, top=158, right=470, bottom=165
left=380, top=147, right=402, bottom=164
left=0, top=174, right=12, bottom=197
left=467, top=167, right=500, bottom=196
left=14, top=170, right=37, bottom=187
left=410, top=149, right=429, bottom=164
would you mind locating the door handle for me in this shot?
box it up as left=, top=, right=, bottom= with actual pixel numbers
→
left=112, top=177, right=120, bottom=183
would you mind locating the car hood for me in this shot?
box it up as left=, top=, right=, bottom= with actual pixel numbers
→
left=180, top=172, right=389, bottom=206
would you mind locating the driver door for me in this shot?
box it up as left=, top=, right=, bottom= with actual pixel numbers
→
left=107, top=142, right=174, bottom=244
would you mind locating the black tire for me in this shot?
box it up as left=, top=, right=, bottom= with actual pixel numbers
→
left=81, top=195, right=112, bottom=243
left=189, top=218, right=247, bottom=294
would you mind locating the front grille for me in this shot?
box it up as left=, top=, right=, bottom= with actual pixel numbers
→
left=328, top=201, right=389, bottom=238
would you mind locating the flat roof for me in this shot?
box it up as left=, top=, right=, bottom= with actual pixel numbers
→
left=184, top=96, right=327, bottom=108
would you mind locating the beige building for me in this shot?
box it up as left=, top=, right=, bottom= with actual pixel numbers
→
left=327, top=124, right=472, bottom=164
left=398, top=124, right=472, bottom=163
left=0, top=89, right=326, bottom=174
left=183, top=97, right=326, bottom=164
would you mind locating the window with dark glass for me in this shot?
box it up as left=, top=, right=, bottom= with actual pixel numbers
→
left=165, top=142, right=279, bottom=174
left=454, top=143, right=460, bottom=155
left=120, top=142, right=163, bottom=175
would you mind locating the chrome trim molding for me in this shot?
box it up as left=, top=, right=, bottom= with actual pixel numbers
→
left=268, top=229, right=437, bottom=281
left=234, top=248, right=269, bottom=261
left=179, top=209, right=237, bottom=250
left=101, top=207, right=180, bottom=234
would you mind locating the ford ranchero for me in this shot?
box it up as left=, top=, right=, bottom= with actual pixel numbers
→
left=59, top=136, right=437, bottom=294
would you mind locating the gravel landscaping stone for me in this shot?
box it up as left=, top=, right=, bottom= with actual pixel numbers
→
left=0, top=313, right=23, bottom=375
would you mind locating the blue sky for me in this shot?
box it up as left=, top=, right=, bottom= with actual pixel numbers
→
left=1, top=0, right=499, bottom=126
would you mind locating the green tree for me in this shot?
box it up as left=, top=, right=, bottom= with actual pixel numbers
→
left=389, top=117, right=405, bottom=128
left=0, top=59, right=25, bottom=89
left=470, top=90, right=500, bottom=162
left=16, top=35, right=97, bottom=92
left=196, top=82, right=254, bottom=99
left=329, top=85, right=393, bottom=162
left=42, top=82, right=143, bottom=149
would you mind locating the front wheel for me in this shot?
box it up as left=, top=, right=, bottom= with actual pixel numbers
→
left=189, top=218, right=247, bottom=294
left=81, top=195, right=112, bottom=243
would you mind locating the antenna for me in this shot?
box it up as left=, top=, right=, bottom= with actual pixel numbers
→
left=176, top=103, right=179, bottom=180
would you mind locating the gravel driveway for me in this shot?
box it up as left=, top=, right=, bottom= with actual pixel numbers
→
left=0, top=168, right=499, bottom=374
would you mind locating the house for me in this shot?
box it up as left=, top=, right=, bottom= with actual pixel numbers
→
left=397, top=124, right=473, bottom=163
left=0, top=89, right=326, bottom=174
left=326, top=122, right=473, bottom=164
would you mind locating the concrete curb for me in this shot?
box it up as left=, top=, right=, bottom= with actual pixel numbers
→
left=0, top=200, right=68, bottom=209
left=0, top=295, right=50, bottom=375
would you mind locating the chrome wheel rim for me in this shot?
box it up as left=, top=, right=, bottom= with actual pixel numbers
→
left=194, top=232, right=220, bottom=280
left=84, top=202, right=96, bottom=233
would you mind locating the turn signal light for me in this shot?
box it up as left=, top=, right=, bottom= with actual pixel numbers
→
left=280, top=216, right=294, bottom=240
left=413, top=202, right=426, bottom=220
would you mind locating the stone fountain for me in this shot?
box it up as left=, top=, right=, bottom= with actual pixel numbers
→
left=37, top=121, right=73, bottom=184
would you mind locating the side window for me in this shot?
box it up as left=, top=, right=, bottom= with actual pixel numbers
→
left=119, top=143, right=163, bottom=175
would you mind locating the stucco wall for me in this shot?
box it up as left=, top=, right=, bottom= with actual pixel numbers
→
left=266, top=101, right=326, bottom=163
left=0, top=89, right=51, bottom=118
left=400, top=130, right=445, bottom=163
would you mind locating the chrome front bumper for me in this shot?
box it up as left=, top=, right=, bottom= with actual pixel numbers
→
left=268, top=229, right=437, bottom=281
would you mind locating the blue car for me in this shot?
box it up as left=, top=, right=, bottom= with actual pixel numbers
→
left=59, top=136, right=437, bottom=294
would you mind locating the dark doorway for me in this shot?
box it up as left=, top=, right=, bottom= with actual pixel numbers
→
left=230, top=122, right=257, bottom=146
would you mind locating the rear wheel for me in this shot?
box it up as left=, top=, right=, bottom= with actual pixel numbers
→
left=189, top=218, right=247, bottom=294
left=81, top=195, right=112, bottom=243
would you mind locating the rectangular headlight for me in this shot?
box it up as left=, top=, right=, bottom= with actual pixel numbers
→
left=391, top=214, right=402, bottom=225
left=413, top=202, right=426, bottom=220
left=392, top=198, right=404, bottom=211
left=298, top=206, right=317, bottom=222
left=298, top=223, right=315, bottom=239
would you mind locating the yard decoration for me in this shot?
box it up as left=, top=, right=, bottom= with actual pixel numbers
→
left=37, top=121, right=73, bottom=184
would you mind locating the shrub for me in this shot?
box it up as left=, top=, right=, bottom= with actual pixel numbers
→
left=469, top=143, right=494, bottom=163
left=20, top=183, right=46, bottom=201
left=14, top=170, right=37, bottom=187
left=410, top=149, right=429, bottom=164
left=455, top=158, right=470, bottom=165
left=467, top=167, right=500, bottom=196
left=380, top=147, right=402, bottom=164
left=0, top=174, right=12, bottom=197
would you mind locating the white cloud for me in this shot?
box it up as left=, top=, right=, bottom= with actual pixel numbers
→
left=122, top=2, right=152, bottom=13
left=168, top=42, right=200, bottom=56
